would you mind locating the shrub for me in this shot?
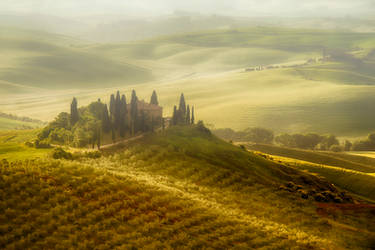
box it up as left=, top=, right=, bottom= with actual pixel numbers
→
left=51, top=148, right=73, bottom=160
left=196, top=121, right=211, bottom=135
left=35, top=139, right=51, bottom=149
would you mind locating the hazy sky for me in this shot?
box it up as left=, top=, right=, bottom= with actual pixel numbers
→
left=1, top=0, right=374, bottom=18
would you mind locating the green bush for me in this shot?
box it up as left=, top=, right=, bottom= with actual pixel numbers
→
left=51, top=148, right=73, bottom=160
left=34, top=139, right=51, bottom=149
left=196, top=121, right=211, bottom=135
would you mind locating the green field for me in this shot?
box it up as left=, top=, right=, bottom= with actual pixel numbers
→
left=1, top=26, right=375, bottom=137
left=0, top=130, right=52, bottom=161
left=1, top=126, right=374, bottom=249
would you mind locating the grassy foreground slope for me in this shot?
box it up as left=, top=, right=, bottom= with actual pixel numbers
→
left=1, top=126, right=375, bottom=249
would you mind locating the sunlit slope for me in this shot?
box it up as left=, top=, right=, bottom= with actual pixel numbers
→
left=92, top=27, right=375, bottom=72
left=2, top=27, right=375, bottom=136
left=247, top=143, right=375, bottom=202
left=0, top=27, right=153, bottom=90
left=1, top=126, right=374, bottom=249
left=0, top=130, right=52, bottom=161
left=247, top=143, right=375, bottom=173
left=3, top=65, right=375, bottom=135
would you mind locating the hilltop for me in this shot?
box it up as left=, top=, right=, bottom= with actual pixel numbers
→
left=1, top=125, right=375, bottom=249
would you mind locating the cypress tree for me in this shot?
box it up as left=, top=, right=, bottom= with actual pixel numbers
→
left=186, top=105, right=190, bottom=125
left=109, top=94, right=116, bottom=121
left=119, top=94, right=127, bottom=137
left=102, top=104, right=111, bottom=133
left=172, top=105, right=177, bottom=126
left=191, top=106, right=195, bottom=124
left=114, top=91, right=121, bottom=129
left=150, top=90, right=159, bottom=105
left=130, top=90, right=138, bottom=135
left=178, top=93, right=186, bottom=123
left=70, top=97, right=79, bottom=126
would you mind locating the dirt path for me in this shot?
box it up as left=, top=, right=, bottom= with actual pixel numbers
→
left=100, top=134, right=144, bottom=149
left=51, top=134, right=144, bottom=152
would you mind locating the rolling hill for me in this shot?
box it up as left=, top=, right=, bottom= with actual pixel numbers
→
left=0, top=113, right=45, bottom=130
left=1, top=125, right=374, bottom=249
left=0, top=27, right=153, bottom=90
left=2, top=26, right=375, bottom=137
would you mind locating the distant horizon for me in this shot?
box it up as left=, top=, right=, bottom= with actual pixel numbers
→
left=0, top=0, right=374, bottom=19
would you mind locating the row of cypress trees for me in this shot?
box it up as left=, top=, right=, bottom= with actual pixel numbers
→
left=70, top=90, right=160, bottom=143
left=70, top=91, right=195, bottom=145
left=171, top=93, right=195, bottom=126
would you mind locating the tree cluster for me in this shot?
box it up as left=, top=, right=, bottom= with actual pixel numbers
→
left=275, top=133, right=339, bottom=151
left=171, top=93, right=195, bottom=126
left=38, top=90, right=162, bottom=148
left=351, top=133, right=375, bottom=151
left=213, top=127, right=345, bottom=152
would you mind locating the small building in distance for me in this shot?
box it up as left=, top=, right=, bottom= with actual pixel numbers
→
left=127, top=99, right=163, bottom=128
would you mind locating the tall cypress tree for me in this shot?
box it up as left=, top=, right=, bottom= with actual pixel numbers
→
left=172, top=105, right=177, bottom=126
left=114, top=91, right=121, bottom=129
left=178, top=93, right=186, bottom=124
left=150, top=90, right=159, bottom=105
left=109, top=94, right=116, bottom=121
left=178, top=93, right=186, bottom=121
left=130, top=90, right=138, bottom=135
left=70, top=97, right=79, bottom=126
left=191, top=106, right=195, bottom=124
left=119, top=94, right=127, bottom=137
left=186, top=105, right=190, bottom=125
left=102, top=104, right=111, bottom=133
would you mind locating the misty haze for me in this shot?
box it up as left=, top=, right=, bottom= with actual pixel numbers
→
left=0, top=1, right=375, bottom=249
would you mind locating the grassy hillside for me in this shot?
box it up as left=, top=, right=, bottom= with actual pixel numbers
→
left=0, top=130, right=52, bottom=161
left=1, top=126, right=374, bottom=249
